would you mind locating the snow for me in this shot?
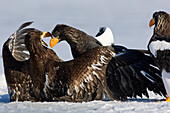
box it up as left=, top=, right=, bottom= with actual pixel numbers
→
left=1, top=0, right=170, bottom=113
left=0, top=75, right=169, bottom=113
left=0, top=85, right=170, bottom=113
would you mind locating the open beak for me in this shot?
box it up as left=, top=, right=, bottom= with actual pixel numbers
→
left=49, top=36, right=60, bottom=48
left=40, top=31, right=52, bottom=47
left=149, top=18, right=155, bottom=28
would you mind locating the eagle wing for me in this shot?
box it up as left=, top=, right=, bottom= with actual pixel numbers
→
left=46, top=46, right=115, bottom=102
left=7, top=22, right=35, bottom=61
left=106, top=45, right=166, bottom=100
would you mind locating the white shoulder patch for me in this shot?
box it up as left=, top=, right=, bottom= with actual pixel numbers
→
left=95, top=27, right=114, bottom=46
left=149, top=40, right=170, bottom=57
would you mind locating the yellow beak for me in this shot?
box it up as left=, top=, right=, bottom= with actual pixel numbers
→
left=40, top=31, right=52, bottom=39
left=40, top=31, right=52, bottom=47
left=50, top=36, right=60, bottom=48
left=149, top=18, right=155, bottom=28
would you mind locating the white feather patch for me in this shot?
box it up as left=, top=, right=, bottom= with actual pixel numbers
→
left=149, top=40, right=170, bottom=57
left=110, top=51, right=116, bottom=57
left=86, top=76, right=91, bottom=82
left=67, top=89, right=71, bottom=95
left=100, top=55, right=107, bottom=64
left=86, top=74, right=93, bottom=82
left=43, top=72, right=49, bottom=97
left=162, top=70, right=170, bottom=97
left=84, top=76, right=88, bottom=83
left=93, top=71, right=100, bottom=80
left=149, top=64, right=160, bottom=70
left=91, top=64, right=102, bottom=70
left=80, top=82, right=85, bottom=89
left=23, top=51, right=30, bottom=55
left=95, top=27, right=114, bottom=46
left=45, top=72, right=49, bottom=87
left=88, top=74, right=93, bottom=81
left=74, top=85, right=79, bottom=93
left=95, top=62, right=103, bottom=67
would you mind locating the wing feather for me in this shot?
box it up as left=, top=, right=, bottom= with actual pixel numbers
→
left=106, top=46, right=166, bottom=100
left=7, top=22, right=35, bottom=61
left=65, top=46, right=114, bottom=102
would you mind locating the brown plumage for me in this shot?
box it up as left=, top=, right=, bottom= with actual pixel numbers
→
left=52, top=24, right=166, bottom=100
left=45, top=46, right=115, bottom=102
left=3, top=22, right=62, bottom=102
left=3, top=22, right=116, bottom=102
left=150, top=11, right=170, bottom=38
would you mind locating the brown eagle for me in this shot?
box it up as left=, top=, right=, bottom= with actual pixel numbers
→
left=3, top=22, right=62, bottom=102
left=148, top=11, right=170, bottom=102
left=51, top=24, right=166, bottom=100
left=3, top=22, right=116, bottom=102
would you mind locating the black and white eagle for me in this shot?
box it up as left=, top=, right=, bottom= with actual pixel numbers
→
left=148, top=11, right=170, bottom=102
left=51, top=24, right=166, bottom=100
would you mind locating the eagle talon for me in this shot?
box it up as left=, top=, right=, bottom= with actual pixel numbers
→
left=165, top=97, right=170, bottom=102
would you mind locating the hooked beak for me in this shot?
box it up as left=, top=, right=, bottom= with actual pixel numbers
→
left=149, top=18, right=155, bottom=28
left=40, top=31, right=52, bottom=47
left=49, top=36, right=60, bottom=48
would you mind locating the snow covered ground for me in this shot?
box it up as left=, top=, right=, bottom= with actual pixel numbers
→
left=0, top=78, right=169, bottom=113
left=0, top=74, right=169, bottom=113
left=0, top=0, right=170, bottom=112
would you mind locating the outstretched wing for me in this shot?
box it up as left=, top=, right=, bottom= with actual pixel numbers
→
left=7, top=21, right=35, bottom=61
left=67, top=46, right=115, bottom=102
left=106, top=45, right=166, bottom=100
left=46, top=46, right=115, bottom=102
